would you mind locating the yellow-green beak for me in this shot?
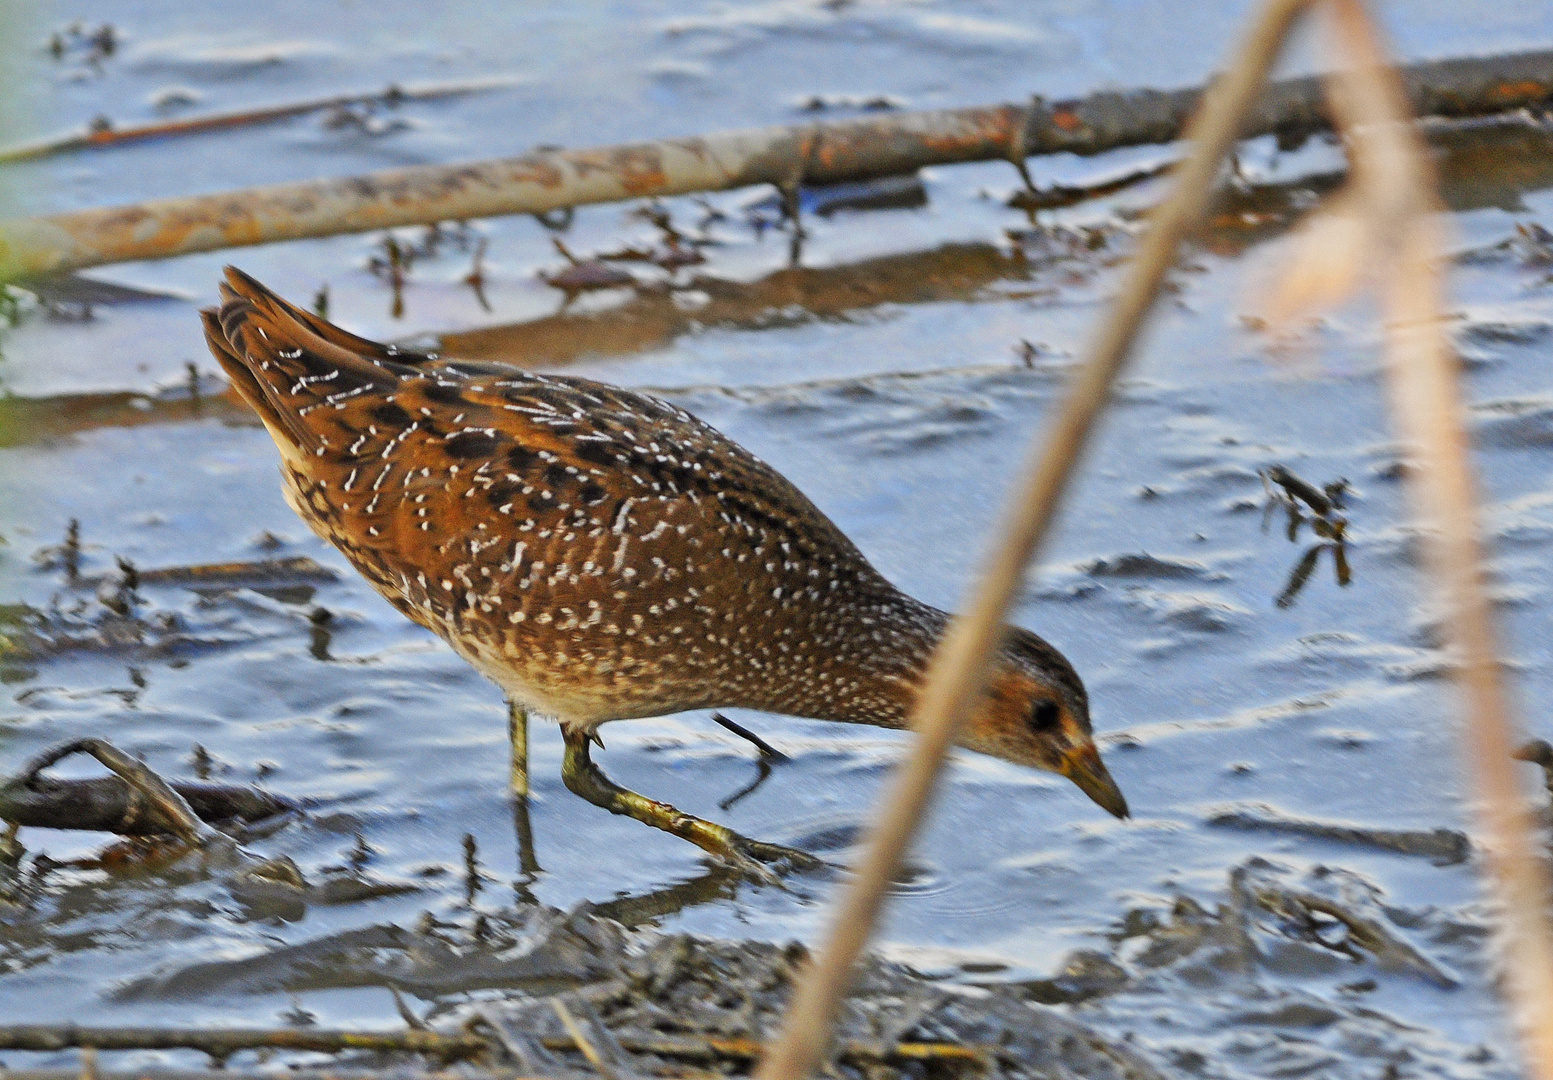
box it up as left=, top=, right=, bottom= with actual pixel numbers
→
left=1059, top=743, right=1130, bottom=819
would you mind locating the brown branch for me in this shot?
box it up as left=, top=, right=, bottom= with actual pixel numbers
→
left=753, top=1, right=1320, bottom=1078
left=1, top=50, right=1548, bottom=280
left=0, top=738, right=298, bottom=837
left=0, top=78, right=521, bottom=166
left=1318, top=1, right=1553, bottom=1074
left=0, top=774, right=297, bottom=837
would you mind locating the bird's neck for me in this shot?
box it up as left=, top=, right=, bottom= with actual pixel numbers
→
left=759, top=586, right=951, bottom=730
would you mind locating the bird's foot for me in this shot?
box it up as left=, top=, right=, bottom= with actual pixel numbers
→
left=699, top=823, right=825, bottom=885
left=560, top=727, right=823, bottom=886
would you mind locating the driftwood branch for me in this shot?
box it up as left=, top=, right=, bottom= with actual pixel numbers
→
left=10, top=739, right=217, bottom=845
left=0, top=49, right=1548, bottom=280
left=0, top=78, right=520, bottom=167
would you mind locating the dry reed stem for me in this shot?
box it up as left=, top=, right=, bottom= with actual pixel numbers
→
left=752, top=0, right=1317, bottom=1077
left=1318, top=2, right=1553, bottom=1074
left=549, top=1001, right=620, bottom=1080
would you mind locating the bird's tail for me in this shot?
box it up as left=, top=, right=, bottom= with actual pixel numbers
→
left=201, top=266, right=408, bottom=455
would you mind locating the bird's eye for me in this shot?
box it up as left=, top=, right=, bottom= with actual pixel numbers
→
left=1029, top=700, right=1061, bottom=733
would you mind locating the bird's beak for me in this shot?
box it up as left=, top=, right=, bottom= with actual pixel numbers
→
left=1058, top=742, right=1129, bottom=819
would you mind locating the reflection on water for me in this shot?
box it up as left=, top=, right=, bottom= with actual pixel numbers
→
left=1259, top=464, right=1354, bottom=610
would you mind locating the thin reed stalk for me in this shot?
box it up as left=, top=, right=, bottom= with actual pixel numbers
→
left=752, top=0, right=1317, bottom=1077
left=1318, top=2, right=1553, bottom=1073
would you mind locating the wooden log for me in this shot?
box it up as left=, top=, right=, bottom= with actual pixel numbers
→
left=0, top=50, right=1548, bottom=280
left=0, top=739, right=298, bottom=837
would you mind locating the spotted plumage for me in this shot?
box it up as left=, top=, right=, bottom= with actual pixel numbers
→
left=203, top=268, right=1126, bottom=867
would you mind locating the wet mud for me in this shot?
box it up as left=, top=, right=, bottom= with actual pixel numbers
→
left=4, top=3, right=1553, bottom=1078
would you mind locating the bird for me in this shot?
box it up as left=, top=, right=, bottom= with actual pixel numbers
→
left=201, top=267, right=1128, bottom=877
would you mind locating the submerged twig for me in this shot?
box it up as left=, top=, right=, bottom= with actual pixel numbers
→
left=6, top=739, right=217, bottom=846
left=755, top=1, right=1320, bottom=1077
left=1006, top=160, right=1176, bottom=212
left=0, top=768, right=297, bottom=838
left=0, top=77, right=521, bottom=166
left=1244, top=877, right=1459, bottom=987
left=1207, top=803, right=1470, bottom=864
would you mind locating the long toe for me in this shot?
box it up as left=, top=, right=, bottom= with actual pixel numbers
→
left=729, top=834, right=827, bottom=877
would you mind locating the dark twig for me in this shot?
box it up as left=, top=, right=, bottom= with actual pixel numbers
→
left=711, top=713, right=789, bottom=810
left=1513, top=740, right=1553, bottom=804
left=0, top=1026, right=488, bottom=1059
left=465, top=237, right=493, bottom=312
left=11, top=739, right=215, bottom=845
left=1263, top=463, right=1336, bottom=517
left=711, top=713, right=789, bottom=763
left=0, top=739, right=297, bottom=837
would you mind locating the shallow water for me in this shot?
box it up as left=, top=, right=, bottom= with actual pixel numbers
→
left=3, top=2, right=1553, bottom=1076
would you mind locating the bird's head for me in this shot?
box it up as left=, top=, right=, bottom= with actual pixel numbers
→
left=957, top=627, right=1129, bottom=819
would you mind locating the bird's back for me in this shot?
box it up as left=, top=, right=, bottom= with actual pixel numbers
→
left=203, top=268, right=940, bottom=726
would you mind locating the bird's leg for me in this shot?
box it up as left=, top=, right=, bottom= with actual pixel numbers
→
left=508, top=700, right=541, bottom=876
left=559, top=726, right=821, bottom=882
left=508, top=700, right=530, bottom=797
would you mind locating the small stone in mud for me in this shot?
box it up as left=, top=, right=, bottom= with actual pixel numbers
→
left=1013, top=949, right=1130, bottom=1004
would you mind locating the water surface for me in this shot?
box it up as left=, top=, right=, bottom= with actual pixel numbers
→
left=3, top=2, right=1553, bottom=1076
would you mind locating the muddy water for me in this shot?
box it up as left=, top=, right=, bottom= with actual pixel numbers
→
left=4, top=2, right=1553, bottom=1076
